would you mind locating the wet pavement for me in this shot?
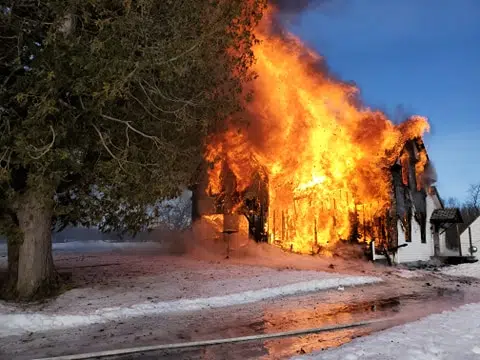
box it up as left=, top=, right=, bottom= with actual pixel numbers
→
left=111, top=286, right=470, bottom=360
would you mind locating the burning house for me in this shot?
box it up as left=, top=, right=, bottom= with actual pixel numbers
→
left=191, top=7, right=464, bottom=264
left=193, top=136, right=464, bottom=264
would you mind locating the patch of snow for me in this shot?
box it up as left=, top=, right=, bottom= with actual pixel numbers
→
left=392, top=268, right=423, bottom=279
left=0, top=276, right=380, bottom=337
left=441, top=261, right=480, bottom=279
left=292, top=302, right=480, bottom=360
left=51, top=240, right=165, bottom=253
left=0, top=240, right=165, bottom=258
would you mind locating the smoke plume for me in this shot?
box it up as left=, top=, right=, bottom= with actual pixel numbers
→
left=270, top=0, right=331, bottom=14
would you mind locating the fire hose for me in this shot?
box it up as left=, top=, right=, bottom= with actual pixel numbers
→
left=33, top=317, right=396, bottom=360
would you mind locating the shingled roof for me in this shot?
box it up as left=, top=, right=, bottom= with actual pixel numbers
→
left=430, top=208, right=463, bottom=224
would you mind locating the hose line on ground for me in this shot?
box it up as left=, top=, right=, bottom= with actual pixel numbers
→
left=33, top=317, right=397, bottom=360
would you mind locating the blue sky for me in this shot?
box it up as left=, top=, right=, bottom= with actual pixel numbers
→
left=287, top=0, right=480, bottom=202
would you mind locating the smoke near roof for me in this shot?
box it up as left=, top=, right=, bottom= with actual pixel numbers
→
left=270, top=0, right=330, bottom=14
left=267, top=0, right=335, bottom=30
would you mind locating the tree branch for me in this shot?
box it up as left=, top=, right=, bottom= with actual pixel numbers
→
left=28, top=125, right=55, bottom=160
left=100, top=114, right=160, bottom=144
left=161, top=41, right=202, bottom=64
left=137, top=81, right=202, bottom=125
left=137, top=81, right=183, bottom=115
left=142, top=80, right=202, bottom=107
left=92, top=121, right=175, bottom=170
left=92, top=123, right=128, bottom=173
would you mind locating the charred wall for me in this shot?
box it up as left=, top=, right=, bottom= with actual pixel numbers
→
left=192, top=161, right=269, bottom=241
left=392, top=139, right=429, bottom=247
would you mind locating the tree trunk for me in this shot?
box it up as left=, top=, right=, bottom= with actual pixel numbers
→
left=189, top=184, right=200, bottom=222
left=15, top=186, right=58, bottom=299
left=433, top=224, right=440, bottom=257
left=6, top=239, right=20, bottom=293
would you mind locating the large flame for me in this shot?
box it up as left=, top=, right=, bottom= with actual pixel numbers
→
left=205, top=8, right=430, bottom=253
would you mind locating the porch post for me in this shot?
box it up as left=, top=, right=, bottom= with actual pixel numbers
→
left=457, top=223, right=462, bottom=256
left=433, top=224, right=440, bottom=257
left=469, top=226, right=473, bottom=256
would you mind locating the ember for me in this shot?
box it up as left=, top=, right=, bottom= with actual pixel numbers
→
left=204, top=7, right=430, bottom=254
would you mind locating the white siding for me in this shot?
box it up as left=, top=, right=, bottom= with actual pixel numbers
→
left=460, top=217, right=480, bottom=257
left=396, top=194, right=436, bottom=263
left=397, top=218, right=434, bottom=263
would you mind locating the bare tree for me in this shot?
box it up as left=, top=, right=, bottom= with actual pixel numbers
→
left=445, top=197, right=460, bottom=208
left=467, top=183, right=480, bottom=214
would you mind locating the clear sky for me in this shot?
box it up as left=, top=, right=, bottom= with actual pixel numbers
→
left=287, top=0, right=480, bottom=202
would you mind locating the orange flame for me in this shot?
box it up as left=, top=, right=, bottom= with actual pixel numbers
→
left=205, top=8, right=430, bottom=253
left=400, top=151, right=410, bottom=186
left=415, top=149, right=429, bottom=191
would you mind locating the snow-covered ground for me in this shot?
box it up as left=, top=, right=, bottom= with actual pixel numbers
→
left=442, top=261, right=480, bottom=279
left=3, top=239, right=480, bottom=360
left=293, top=302, right=480, bottom=360
left=0, top=275, right=380, bottom=337
left=0, top=240, right=383, bottom=339
left=1, top=253, right=380, bottom=311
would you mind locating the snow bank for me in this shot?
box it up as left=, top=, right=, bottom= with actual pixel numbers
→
left=392, top=268, right=423, bottom=279
left=441, top=261, right=480, bottom=279
left=50, top=240, right=164, bottom=253
left=292, top=302, right=480, bottom=360
left=0, top=241, right=164, bottom=258
left=0, top=276, right=380, bottom=337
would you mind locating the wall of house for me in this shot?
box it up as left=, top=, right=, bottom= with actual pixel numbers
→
left=396, top=193, right=436, bottom=263
left=396, top=219, right=434, bottom=263
left=460, top=217, right=480, bottom=257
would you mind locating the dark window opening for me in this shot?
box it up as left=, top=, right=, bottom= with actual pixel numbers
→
left=405, top=210, right=412, bottom=243
left=415, top=212, right=427, bottom=243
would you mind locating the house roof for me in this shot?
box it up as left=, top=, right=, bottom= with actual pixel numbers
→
left=429, top=186, right=444, bottom=208
left=430, top=208, right=463, bottom=224
left=460, top=215, right=480, bottom=235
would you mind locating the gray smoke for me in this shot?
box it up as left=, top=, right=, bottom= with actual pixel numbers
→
left=270, top=0, right=331, bottom=14
left=267, top=0, right=336, bottom=32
